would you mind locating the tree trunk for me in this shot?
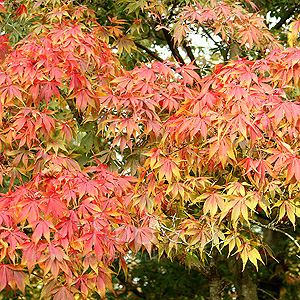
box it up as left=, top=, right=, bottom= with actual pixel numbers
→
left=228, top=257, right=259, bottom=300
left=208, top=249, right=222, bottom=300
left=209, top=276, right=222, bottom=300
left=258, top=220, right=284, bottom=299
left=178, top=249, right=223, bottom=299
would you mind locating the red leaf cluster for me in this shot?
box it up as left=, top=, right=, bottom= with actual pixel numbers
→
left=0, top=164, right=155, bottom=297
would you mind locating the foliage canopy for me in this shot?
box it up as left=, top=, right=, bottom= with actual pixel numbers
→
left=1, top=0, right=300, bottom=299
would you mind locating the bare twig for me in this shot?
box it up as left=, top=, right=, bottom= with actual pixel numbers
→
left=134, top=41, right=164, bottom=62
left=251, top=219, right=300, bottom=252
left=146, top=213, right=237, bottom=256
left=200, top=26, right=220, bottom=47
left=257, top=288, right=278, bottom=300
left=200, top=26, right=229, bottom=62
left=32, top=271, right=43, bottom=279
left=145, top=212, right=186, bottom=245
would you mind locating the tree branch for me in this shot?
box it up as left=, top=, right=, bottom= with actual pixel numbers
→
left=200, top=26, right=220, bottom=47
left=251, top=219, right=300, bottom=252
left=200, top=26, right=229, bottom=62
left=66, top=98, right=83, bottom=125
left=32, top=271, right=43, bottom=280
left=272, top=6, right=296, bottom=30
left=174, top=255, right=210, bottom=277
left=162, top=28, right=186, bottom=66
left=134, top=41, right=164, bottom=62
left=182, top=40, right=197, bottom=64
left=181, top=40, right=202, bottom=77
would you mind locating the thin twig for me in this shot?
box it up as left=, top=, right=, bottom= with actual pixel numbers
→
left=146, top=213, right=237, bottom=255
left=145, top=212, right=186, bottom=245
left=32, top=271, right=43, bottom=279
left=251, top=219, right=300, bottom=252
left=200, top=25, right=220, bottom=47
left=257, top=288, right=278, bottom=300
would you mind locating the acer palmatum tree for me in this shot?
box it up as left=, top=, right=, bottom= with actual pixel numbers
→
left=0, top=3, right=156, bottom=299
left=0, top=0, right=300, bottom=299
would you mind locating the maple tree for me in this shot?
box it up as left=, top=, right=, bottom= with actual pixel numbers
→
left=1, top=0, right=300, bottom=299
left=0, top=1, right=156, bottom=299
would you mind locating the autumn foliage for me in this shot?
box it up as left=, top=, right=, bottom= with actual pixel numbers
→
left=0, top=3, right=156, bottom=298
left=0, top=0, right=300, bottom=299
left=0, top=164, right=156, bottom=298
